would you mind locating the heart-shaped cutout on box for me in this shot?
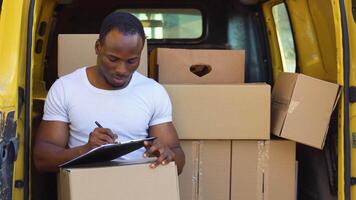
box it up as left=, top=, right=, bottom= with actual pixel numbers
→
left=190, top=64, right=212, bottom=77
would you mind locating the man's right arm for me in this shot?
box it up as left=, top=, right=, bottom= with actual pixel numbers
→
left=33, top=120, right=92, bottom=172
left=33, top=120, right=117, bottom=172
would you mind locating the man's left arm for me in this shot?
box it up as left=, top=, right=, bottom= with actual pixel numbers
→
left=144, top=122, right=185, bottom=175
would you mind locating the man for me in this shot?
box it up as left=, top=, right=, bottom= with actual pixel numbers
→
left=33, top=12, right=185, bottom=174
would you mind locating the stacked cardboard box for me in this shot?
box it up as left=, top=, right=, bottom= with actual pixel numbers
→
left=57, top=34, right=148, bottom=77
left=57, top=37, right=340, bottom=199
left=271, top=72, right=340, bottom=149
left=150, top=48, right=297, bottom=200
left=179, top=140, right=296, bottom=200
left=150, top=48, right=245, bottom=83
left=58, top=162, right=180, bottom=200
left=164, top=84, right=270, bottom=140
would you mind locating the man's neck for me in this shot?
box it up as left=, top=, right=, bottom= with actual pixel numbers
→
left=86, top=66, right=132, bottom=90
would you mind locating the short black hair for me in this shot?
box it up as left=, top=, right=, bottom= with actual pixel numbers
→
left=99, top=11, right=145, bottom=44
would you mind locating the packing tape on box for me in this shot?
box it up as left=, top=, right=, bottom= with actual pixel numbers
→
left=288, top=100, right=300, bottom=114
left=192, top=141, right=200, bottom=200
left=257, top=141, right=270, bottom=200
left=198, top=141, right=204, bottom=199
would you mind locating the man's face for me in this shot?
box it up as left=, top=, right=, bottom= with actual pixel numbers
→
left=95, top=30, right=143, bottom=89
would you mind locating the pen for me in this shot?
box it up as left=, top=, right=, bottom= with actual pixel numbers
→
left=94, top=121, right=119, bottom=143
left=95, top=121, right=103, bottom=128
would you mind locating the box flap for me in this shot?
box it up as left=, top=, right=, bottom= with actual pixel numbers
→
left=271, top=101, right=289, bottom=136
left=272, top=73, right=298, bottom=103
left=271, top=73, right=298, bottom=136
left=320, top=85, right=341, bottom=148
left=331, top=85, right=342, bottom=111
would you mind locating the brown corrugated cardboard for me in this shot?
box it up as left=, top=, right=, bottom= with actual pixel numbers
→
left=58, top=34, right=148, bottom=77
left=271, top=72, right=341, bottom=149
left=231, top=140, right=296, bottom=200
left=199, top=141, right=231, bottom=200
left=179, top=141, right=199, bottom=200
left=263, top=140, right=296, bottom=200
left=180, top=140, right=296, bottom=200
left=164, top=84, right=270, bottom=139
left=231, top=141, right=263, bottom=200
left=58, top=162, right=179, bottom=200
left=150, top=48, right=245, bottom=83
left=179, top=140, right=231, bottom=200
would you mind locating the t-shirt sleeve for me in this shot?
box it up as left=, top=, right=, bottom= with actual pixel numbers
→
left=42, top=79, right=69, bottom=122
left=149, top=85, right=172, bottom=126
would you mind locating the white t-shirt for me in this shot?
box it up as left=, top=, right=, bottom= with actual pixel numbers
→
left=43, top=67, right=172, bottom=159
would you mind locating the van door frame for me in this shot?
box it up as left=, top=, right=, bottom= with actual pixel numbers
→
left=0, top=0, right=34, bottom=199
left=23, top=0, right=35, bottom=199
left=340, top=0, right=356, bottom=199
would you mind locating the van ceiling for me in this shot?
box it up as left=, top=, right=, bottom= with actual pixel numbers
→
left=57, top=0, right=265, bottom=5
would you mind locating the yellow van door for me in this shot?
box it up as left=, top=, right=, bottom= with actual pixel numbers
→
left=0, top=0, right=33, bottom=199
left=263, top=0, right=355, bottom=199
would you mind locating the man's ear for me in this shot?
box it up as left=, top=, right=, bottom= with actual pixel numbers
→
left=95, top=40, right=101, bottom=55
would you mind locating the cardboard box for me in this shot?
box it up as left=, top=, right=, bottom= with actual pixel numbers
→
left=231, top=140, right=296, bottom=200
left=180, top=140, right=296, bottom=200
left=58, top=34, right=148, bottom=77
left=150, top=48, right=245, bottom=83
left=58, top=162, right=179, bottom=200
left=271, top=73, right=341, bottom=149
left=164, top=84, right=270, bottom=139
left=179, top=140, right=231, bottom=200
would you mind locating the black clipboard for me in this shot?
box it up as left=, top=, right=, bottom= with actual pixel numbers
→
left=59, top=137, right=156, bottom=168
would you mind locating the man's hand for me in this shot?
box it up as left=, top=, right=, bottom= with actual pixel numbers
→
left=86, top=128, right=118, bottom=149
left=143, top=139, right=176, bottom=168
left=148, top=122, right=185, bottom=174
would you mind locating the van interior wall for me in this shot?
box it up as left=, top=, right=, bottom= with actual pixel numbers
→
left=227, top=2, right=271, bottom=83
left=44, top=0, right=271, bottom=89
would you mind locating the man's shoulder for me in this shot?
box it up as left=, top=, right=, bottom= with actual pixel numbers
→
left=48, top=67, right=86, bottom=94
left=57, top=67, right=86, bottom=85
left=131, top=72, right=168, bottom=97
left=132, top=72, right=162, bottom=89
left=60, top=67, right=85, bottom=81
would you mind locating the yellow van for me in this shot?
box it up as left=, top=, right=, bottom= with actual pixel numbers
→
left=0, top=0, right=355, bottom=199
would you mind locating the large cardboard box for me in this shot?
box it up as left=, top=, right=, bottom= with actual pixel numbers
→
left=231, top=140, right=296, bottom=200
left=58, top=34, right=148, bottom=77
left=58, top=162, right=179, bottom=200
left=179, top=140, right=296, bottom=200
left=271, top=73, right=341, bottom=149
left=164, top=84, right=270, bottom=139
left=179, top=140, right=231, bottom=200
left=150, top=48, right=245, bottom=83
